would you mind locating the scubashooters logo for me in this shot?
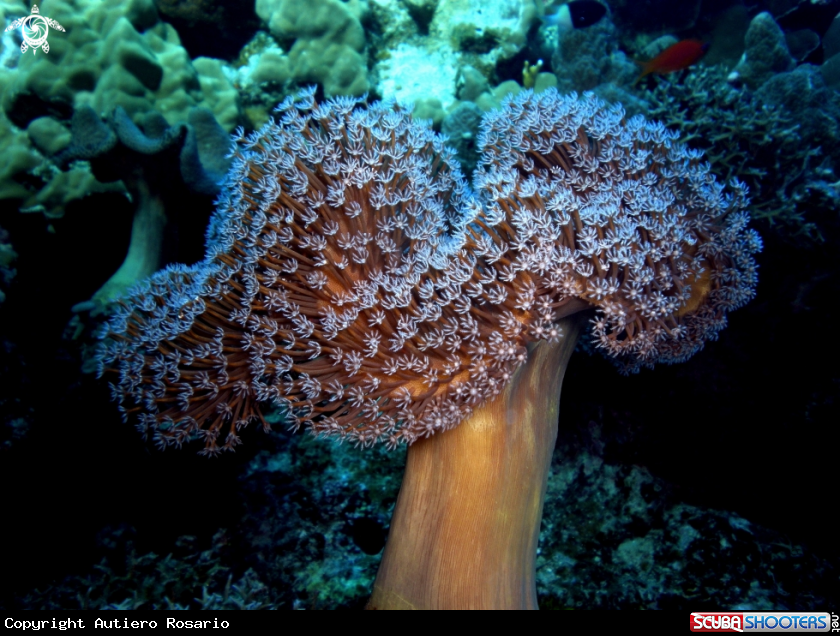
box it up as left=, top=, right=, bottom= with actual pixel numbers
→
left=5, top=4, right=65, bottom=54
left=690, top=612, right=832, bottom=632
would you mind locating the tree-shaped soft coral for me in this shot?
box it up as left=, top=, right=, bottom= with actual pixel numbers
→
left=96, top=88, right=761, bottom=608
left=56, top=105, right=231, bottom=306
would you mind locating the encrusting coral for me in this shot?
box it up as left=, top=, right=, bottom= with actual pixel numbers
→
left=96, top=87, right=760, bottom=608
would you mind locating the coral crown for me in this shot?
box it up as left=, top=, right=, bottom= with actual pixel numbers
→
left=96, top=87, right=761, bottom=453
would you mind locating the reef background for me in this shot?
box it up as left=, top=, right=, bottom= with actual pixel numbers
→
left=1, top=0, right=839, bottom=609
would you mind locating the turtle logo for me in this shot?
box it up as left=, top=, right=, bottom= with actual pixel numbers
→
left=5, top=5, right=66, bottom=55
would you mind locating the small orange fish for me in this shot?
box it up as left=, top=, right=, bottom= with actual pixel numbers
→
left=635, top=40, right=709, bottom=82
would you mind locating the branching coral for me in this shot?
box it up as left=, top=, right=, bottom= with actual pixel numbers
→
left=96, top=87, right=760, bottom=608
left=645, top=64, right=839, bottom=243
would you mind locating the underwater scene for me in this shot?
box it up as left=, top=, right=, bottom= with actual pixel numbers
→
left=0, top=0, right=838, bottom=611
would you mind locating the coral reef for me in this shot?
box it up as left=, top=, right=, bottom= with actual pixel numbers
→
left=728, top=12, right=795, bottom=91
left=550, top=15, right=636, bottom=95
left=375, top=42, right=455, bottom=117
left=820, top=12, right=840, bottom=88
left=1, top=0, right=239, bottom=129
left=256, top=0, right=369, bottom=97
left=373, top=0, right=541, bottom=112
left=55, top=105, right=230, bottom=303
left=455, top=65, right=490, bottom=102
left=541, top=12, right=644, bottom=114
left=536, top=420, right=838, bottom=609
left=755, top=65, right=840, bottom=149
left=431, top=0, right=538, bottom=64
left=440, top=100, right=483, bottom=174
left=0, top=0, right=240, bottom=241
left=645, top=63, right=840, bottom=243
left=235, top=413, right=403, bottom=608
left=638, top=11, right=839, bottom=245
left=20, top=528, right=274, bottom=610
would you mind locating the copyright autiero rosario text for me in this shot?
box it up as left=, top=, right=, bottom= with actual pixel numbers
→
left=4, top=619, right=231, bottom=631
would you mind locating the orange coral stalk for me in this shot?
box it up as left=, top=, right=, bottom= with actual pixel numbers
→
left=369, top=315, right=583, bottom=609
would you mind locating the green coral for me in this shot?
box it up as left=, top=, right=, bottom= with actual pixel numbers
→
left=256, top=0, right=369, bottom=97
left=0, top=109, right=126, bottom=219
left=645, top=66, right=834, bottom=243
left=730, top=12, right=795, bottom=91
left=522, top=59, right=543, bottom=89
left=0, top=0, right=240, bottom=223
left=2, top=0, right=239, bottom=129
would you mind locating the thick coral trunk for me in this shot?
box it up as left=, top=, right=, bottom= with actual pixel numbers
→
left=93, top=178, right=166, bottom=305
left=368, top=315, right=583, bottom=610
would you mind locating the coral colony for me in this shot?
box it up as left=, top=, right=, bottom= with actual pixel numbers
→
left=96, top=87, right=761, bottom=454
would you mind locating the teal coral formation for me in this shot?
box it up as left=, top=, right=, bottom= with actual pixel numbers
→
left=645, top=64, right=840, bottom=244
left=256, top=0, right=369, bottom=97
left=55, top=104, right=231, bottom=303
left=1, top=0, right=239, bottom=129
left=728, top=12, right=795, bottom=91
left=0, top=0, right=240, bottom=235
left=550, top=13, right=637, bottom=96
